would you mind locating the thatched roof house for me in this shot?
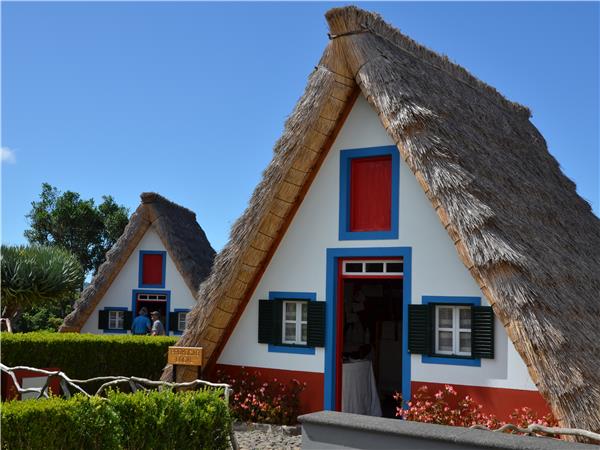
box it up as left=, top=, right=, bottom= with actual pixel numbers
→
left=171, top=6, right=600, bottom=432
left=60, top=192, right=215, bottom=334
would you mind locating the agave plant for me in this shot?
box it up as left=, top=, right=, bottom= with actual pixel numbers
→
left=1, top=245, right=84, bottom=319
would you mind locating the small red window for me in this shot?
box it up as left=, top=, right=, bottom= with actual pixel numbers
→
left=350, top=155, right=392, bottom=232
left=142, top=254, right=164, bottom=285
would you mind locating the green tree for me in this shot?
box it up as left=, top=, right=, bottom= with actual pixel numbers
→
left=24, top=183, right=129, bottom=276
left=1, top=245, right=84, bottom=323
left=18, top=299, right=75, bottom=331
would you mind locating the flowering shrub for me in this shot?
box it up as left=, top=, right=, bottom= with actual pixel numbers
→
left=507, top=406, right=558, bottom=429
left=395, top=384, right=557, bottom=433
left=394, top=384, right=500, bottom=428
left=216, top=367, right=306, bottom=425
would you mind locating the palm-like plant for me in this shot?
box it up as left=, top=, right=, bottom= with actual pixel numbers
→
left=1, top=245, right=84, bottom=320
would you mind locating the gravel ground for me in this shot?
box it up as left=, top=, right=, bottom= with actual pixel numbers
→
left=232, top=423, right=301, bottom=450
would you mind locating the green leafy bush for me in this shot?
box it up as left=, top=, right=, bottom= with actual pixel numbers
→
left=1, top=390, right=231, bottom=450
left=1, top=332, right=177, bottom=381
left=1, top=395, right=121, bottom=450
left=18, top=302, right=73, bottom=332
left=108, top=390, right=231, bottom=450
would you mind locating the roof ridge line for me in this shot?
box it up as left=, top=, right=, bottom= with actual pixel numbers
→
left=353, top=24, right=531, bottom=119
left=141, top=191, right=197, bottom=218
left=325, top=6, right=531, bottom=118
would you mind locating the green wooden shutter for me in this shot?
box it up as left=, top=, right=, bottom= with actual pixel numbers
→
left=98, top=310, right=109, bottom=330
left=258, top=300, right=283, bottom=344
left=408, top=304, right=432, bottom=355
left=169, top=312, right=179, bottom=331
left=472, top=306, right=495, bottom=359
left=258, top=300, right=274, bottom=343
left=307, top=301, right=326, bottom=347
left=123, top=311, right=133, bottom=330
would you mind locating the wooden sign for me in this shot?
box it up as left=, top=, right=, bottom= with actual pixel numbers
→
left=168, top=346, right=203, bottom=367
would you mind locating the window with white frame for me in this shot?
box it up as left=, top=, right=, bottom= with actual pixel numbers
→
left=435, top=305, right=471, bottom=356
left=342, top=259, right=403, bottom=276
left=137, top=293, right=168, bottom=301
left=108, top=310, right=125, bottom=330
left=177, top=312, right=187, bottom=332
left=282, top=301, right=308, bottom=345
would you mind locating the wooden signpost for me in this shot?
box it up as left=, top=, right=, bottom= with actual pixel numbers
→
left=168, top=346, right=203, bottom=382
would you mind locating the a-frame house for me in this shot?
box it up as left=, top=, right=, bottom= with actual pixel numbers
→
left=61, top=192, right=215, bottom=335
left=168, top=6, right=600, bottom=431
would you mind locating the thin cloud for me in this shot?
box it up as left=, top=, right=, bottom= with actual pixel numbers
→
left=1, top=147, right=16, bottom=164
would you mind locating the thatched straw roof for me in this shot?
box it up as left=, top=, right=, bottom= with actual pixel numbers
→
left=60, top=192, right=215, bottom=332
left=170, top=6, right=600, bottom=432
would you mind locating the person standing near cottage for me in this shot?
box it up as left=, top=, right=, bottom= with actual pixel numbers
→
left=150, top=311, right=165, bottom=336
left=131, top=307, right=152, bottom=335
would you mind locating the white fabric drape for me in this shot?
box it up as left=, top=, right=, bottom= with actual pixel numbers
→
left=342, top=360, right=382, bottom=416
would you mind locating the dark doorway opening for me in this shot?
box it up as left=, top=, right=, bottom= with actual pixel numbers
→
left=135, top=293, right=168, bottom=332
left=338, top=275, right=403, bottom=418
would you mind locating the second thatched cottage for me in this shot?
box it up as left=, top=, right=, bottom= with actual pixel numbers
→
left=60, top=193, right=215, bottom=335
left=167, top=6, right=599, bottom=432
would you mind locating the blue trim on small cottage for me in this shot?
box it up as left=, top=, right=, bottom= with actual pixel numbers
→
left=325, top=247, right=412, bottom=410
left=338, top=145, right=399, bottom=240
left=268, top=291, right=317, bottom=355
left=131, top=289, right=171, bottom=332
left=421, top=295, right=482, bottom=367
left=138, top=250, right=167, bottom=288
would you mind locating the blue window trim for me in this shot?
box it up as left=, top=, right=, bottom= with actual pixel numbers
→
left=339, top=145, right=399, bottom=241
left=268, top=291, right=316, bottom=355
left=325, top=247, right=412, bottom=410
left=421, top=296, right=482, bottom=367
left=131, top=289, right=171, bottom=333
left=173, top=308, right=191, bottom=335
left=138, top=250, right=167, bottom=288
left=102, top=306, right=129, bottom=334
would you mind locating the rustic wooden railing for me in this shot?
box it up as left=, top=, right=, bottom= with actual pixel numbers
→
left=1, top=363, right=232, bottom=400
left=1, top=363, right=239, bottom=450
left=470, top=423, right=600, bottom=444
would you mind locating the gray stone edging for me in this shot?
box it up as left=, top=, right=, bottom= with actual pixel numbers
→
left=232, top=421, right=301, bottom=436
left=298, top=411, right=598, bottom=450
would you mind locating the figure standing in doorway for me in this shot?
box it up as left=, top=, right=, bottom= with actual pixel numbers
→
left=150, top=311, right=166, bottom=336
left=131, top=307, right=152, bottom=335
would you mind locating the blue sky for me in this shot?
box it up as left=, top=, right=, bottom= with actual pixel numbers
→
left=2, top=2, right=598, bottom=252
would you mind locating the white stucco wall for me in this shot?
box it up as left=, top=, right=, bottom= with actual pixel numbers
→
left=80, top=226, right=197, bottom=335
left=218, top=96, right=536, bottom=391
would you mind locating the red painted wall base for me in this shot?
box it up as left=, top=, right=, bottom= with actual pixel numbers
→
left=411, top=381, right=552, bottom=421
left=209, top=365, right=551, bottom=421
left=213, top=364, right=324, bottom=415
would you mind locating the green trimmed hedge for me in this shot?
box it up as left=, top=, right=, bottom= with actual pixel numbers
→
left=0, top=332, right=177, bottom=380
left=1, top=389, right=231, bottom=450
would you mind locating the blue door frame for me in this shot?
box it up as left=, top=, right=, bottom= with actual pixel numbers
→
left=324, top=247, right=412, bottom=410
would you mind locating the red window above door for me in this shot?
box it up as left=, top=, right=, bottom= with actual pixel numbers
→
left=139, top=251, right=166, bottom=287
left=349, top=155, right=392, bottom=232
